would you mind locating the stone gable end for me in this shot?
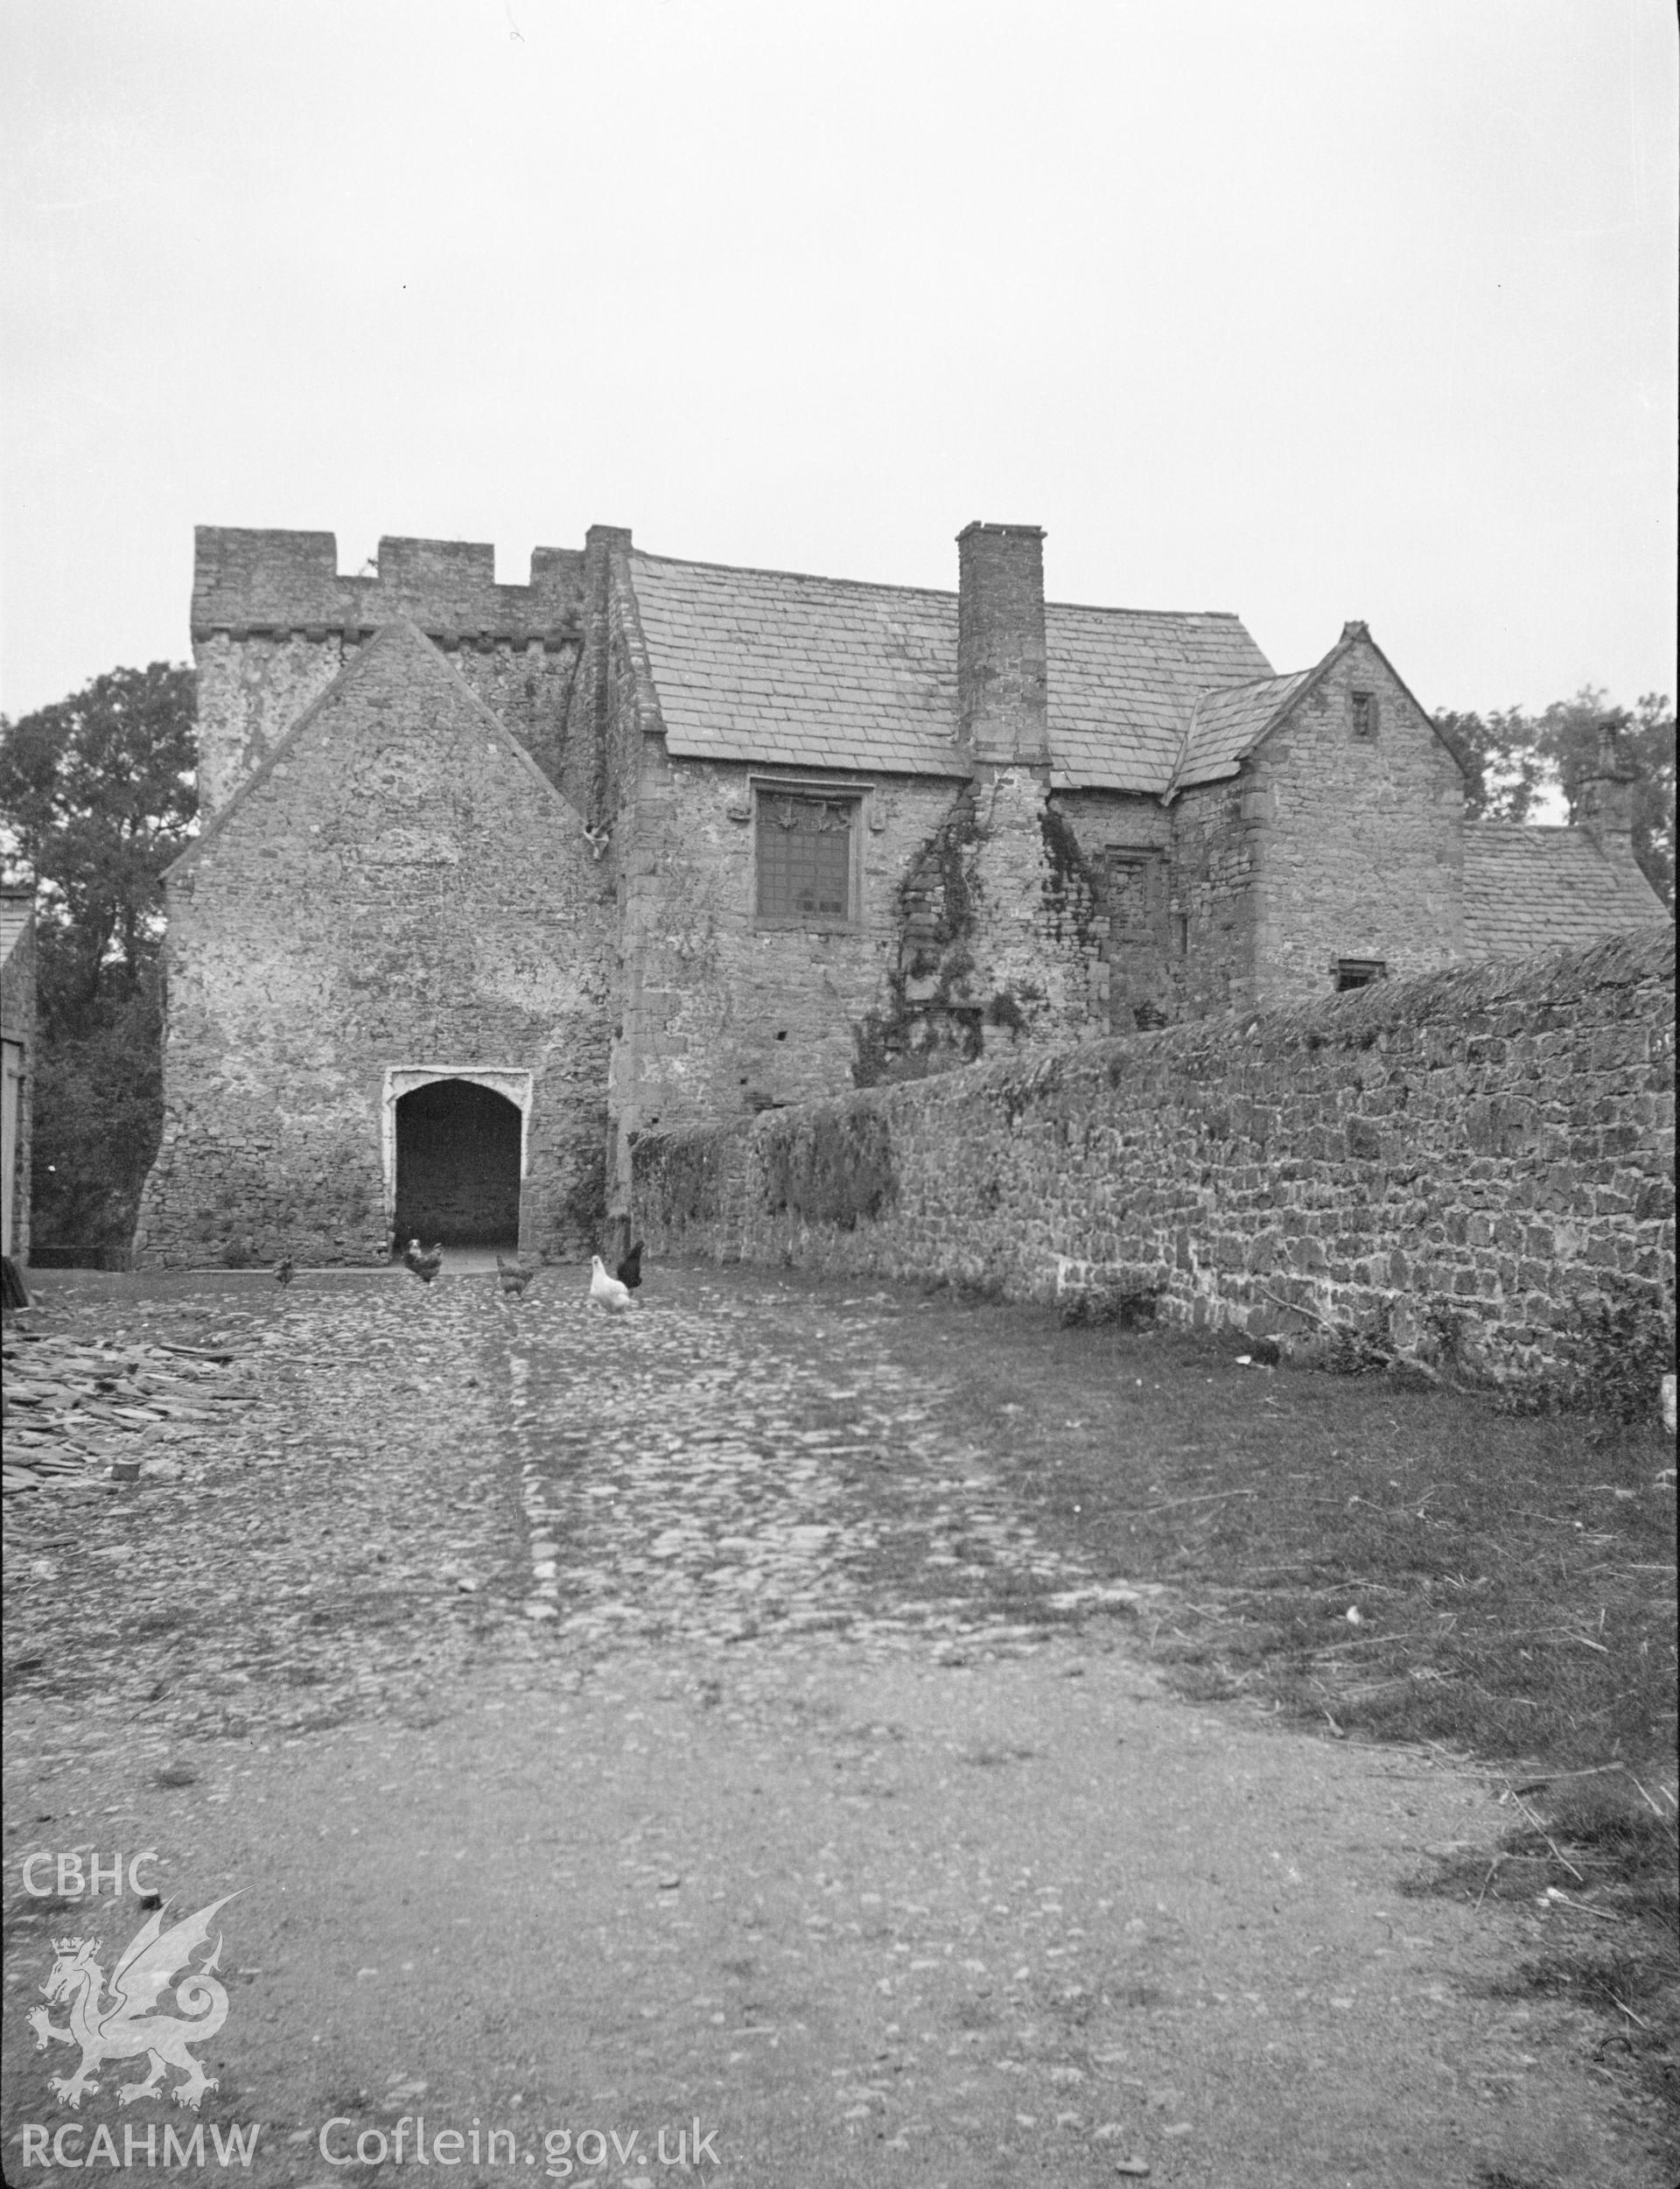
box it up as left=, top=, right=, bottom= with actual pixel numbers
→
left=135, top=622, right=615, bottom=1267
left=1245, top=633, right=1466, bottom=1001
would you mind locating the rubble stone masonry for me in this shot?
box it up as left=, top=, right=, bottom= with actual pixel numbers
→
left=599, top=533, right=1108, bottom=1210
left=615, top=753, right=960, bottom=1137
left=634, top=924, right=1675, bottom=1386
left=192, top=530, right=584, bottom=815
left=136, top=623, right=613, bottom=1267
left=1166, top=779, right=1256, bottom=1018
left=1249, top=633, right=1465, bottom=1002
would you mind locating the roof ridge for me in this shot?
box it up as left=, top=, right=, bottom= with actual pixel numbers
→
left=1191, top=665, right=1309, bottom=701
left=1046, top=600, right=1250, bottom=622
left=631, top=548, right=1251, bottom=624
left=630, top=550, right=958, bottom=602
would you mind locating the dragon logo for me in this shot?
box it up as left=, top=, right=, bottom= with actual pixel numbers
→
left=26, top=1895, right=235, bottom=2111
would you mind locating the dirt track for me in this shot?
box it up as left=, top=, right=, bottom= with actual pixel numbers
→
left=3, top=1266, right=1668, bottom=2185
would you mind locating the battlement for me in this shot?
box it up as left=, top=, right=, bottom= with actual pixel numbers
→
left=192, top=528, right=585, bottom=649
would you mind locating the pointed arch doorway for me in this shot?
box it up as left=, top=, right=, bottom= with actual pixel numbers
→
left=383, top=1068, right=531, bottom=1252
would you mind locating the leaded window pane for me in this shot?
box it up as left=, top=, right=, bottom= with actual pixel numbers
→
left=757, top=796, right=853, bottom=922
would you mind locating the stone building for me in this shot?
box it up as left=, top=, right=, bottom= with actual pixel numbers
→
left=134, top=521, right=1667, bottom=1267
left=1, top=884, right=36, bottom=1266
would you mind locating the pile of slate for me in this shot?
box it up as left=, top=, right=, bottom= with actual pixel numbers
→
left=2, top=1320, right=250, bottom=1500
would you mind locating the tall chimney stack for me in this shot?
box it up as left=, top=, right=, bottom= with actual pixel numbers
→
left=1578, top=721, right=1638, bottom=856
left=956, top=523, right=1048, bottom=766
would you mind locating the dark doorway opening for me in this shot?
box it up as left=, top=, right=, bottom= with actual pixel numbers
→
left=393, top=1078, right=522, bottom=1250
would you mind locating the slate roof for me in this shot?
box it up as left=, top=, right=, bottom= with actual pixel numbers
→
left=1044, top=605, right=1276, bottom=793
left=626, top=551, right=1274, bottom=791
left=628, top=554, right=963, bottom=778
left=1462, top=823, right=1670, bottom=958
left=1172, top=669, right=1314, bottom=792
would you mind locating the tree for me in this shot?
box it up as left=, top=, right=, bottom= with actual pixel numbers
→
left=1537, top=689, right=1674, bottom=913
left=1433, top=705, right=1553, bottom=824
left=0, top=663, right=197, bottom=1252
left=1437, top=688, right=1676, bottom=912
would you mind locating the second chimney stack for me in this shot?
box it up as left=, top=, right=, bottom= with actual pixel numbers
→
left=1578, top=722, right=1639, bottom=855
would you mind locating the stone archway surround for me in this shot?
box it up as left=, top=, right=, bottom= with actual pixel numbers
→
left=380, top=1067, right=534, bottom=1236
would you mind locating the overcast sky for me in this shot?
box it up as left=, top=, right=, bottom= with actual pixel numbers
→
left=2, top=0, right=1674, bottom=726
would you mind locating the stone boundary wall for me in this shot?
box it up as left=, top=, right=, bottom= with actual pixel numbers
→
left=633, top=925, right=1675, bottom=1384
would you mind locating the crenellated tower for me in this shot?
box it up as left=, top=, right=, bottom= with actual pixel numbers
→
left=190, top=529, right=586, bottom=815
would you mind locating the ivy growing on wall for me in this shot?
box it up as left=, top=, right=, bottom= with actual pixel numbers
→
left=760, top=1106, right=896, bottom=1228
left=853, top=790, right=987, bottom=1087
left=851, top=789, right=1107, bottom=1088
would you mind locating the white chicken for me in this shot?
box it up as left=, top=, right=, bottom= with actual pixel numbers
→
left=588, top=1255, right=633, bottom=1313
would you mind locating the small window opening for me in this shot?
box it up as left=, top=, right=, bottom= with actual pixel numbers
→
left=1350, top=691, right=1378, bottom=739
left=1334, top=958, right=1386, bottom=992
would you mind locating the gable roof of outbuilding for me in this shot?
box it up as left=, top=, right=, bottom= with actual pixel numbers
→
left=625, top=550, right=1275, bottom=793
left=1462, top=823, right=1670, bottom=958
left=1170, top=669, right=1315, bottom=792
left=1167, top=621, right=1468, bottom=796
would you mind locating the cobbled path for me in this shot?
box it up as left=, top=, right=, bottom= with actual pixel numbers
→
left=3, top=1268, right=1151, bottom=1758
left=508, top=1281, right=1146, bottom=1660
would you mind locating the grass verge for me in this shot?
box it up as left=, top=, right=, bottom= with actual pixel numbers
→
left=838, top=1280, right=1678, bottom=2124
